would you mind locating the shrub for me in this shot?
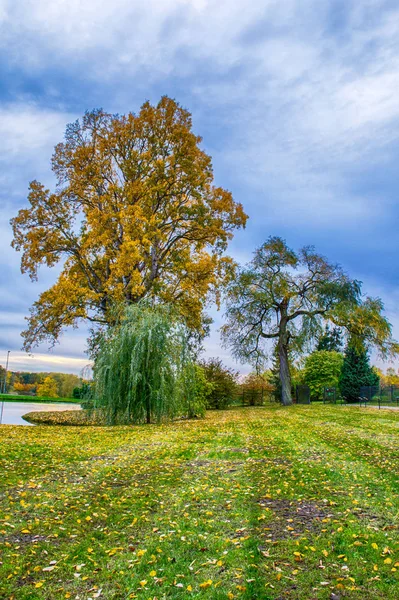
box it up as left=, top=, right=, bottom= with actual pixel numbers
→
left=200, top=358, right=238, bottom=409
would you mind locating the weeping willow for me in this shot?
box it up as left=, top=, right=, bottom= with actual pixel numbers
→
left=94, top=303, right=201, bottom=424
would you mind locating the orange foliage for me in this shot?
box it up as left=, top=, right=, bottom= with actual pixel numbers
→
left=11, top=97, right=247, bottom=350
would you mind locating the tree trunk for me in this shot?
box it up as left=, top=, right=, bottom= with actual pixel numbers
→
left=146, top=399, right=151, bottom=424
left=278, top=328, right=292, bottom=406
left=145, top=385, right=151, bottom=424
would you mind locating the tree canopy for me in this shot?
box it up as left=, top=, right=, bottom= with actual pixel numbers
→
left=222, top=237, right=397, bottom=405
left=303, top=350, right=344, bottom=400
left=11, top=96, right=247, bottom=352
left=37, top=376, right=59, bottom=398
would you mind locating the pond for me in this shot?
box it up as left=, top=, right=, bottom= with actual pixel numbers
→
left=0, top=402, right=81, bottom=425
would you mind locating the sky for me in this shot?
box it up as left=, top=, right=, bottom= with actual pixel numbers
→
left=1, top=0, right=399, bottom=375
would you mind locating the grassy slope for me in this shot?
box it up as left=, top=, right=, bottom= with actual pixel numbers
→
left=0, top=405, right=398, bottom=600
left=0, top=394, right=80, bottom=403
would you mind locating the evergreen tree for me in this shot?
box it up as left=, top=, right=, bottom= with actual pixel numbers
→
left=316, top=325, right=343, bottom=352
left=339, top=346, right=379, bottom=402
left=270, top=349, right=282, bottom=402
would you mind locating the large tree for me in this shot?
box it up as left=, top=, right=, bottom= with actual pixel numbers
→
left=11, top=96, right=247, bottom=352
left=222, top=237, right=397, bottom=405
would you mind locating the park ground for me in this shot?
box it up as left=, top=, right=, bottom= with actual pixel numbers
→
left=0, top=405, right=398, bottom=600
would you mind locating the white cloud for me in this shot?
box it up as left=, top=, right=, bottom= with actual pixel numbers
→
left=0, top=105, right=75, bottom=202
left=1, top=350, right=91, bottom=374
left=2, top=0, right=399, bottom=373
left=0, top=105, right=72, bottom=159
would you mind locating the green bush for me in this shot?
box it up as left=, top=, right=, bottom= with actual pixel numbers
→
left=303, top=350, right=344, bottom=400
left=200, top=358, right=238, bottom=409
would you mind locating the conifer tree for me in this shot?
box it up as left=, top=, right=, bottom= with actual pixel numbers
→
left=339, top=346, right=379, bottom=403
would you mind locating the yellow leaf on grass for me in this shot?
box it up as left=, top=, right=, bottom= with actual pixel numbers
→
left=199, top=580, right=213, bottom=589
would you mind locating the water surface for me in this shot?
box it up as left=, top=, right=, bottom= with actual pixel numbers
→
left=0, top=402, right=81, bottom=425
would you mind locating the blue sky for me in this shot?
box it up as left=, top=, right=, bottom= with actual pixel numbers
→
left=1, top=0, right=399, bottom=374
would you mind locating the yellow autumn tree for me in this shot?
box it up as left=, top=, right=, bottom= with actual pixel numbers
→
left=37, top=377, right=59, bottom=398
left=11, top=97, right=247, bottom=351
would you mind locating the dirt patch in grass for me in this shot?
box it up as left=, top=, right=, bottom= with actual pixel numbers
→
left=187, top=458, right=245, bottom=471
left=259, top=498, right=329, bottom=540
left=1, top=533, right=48, bottom=545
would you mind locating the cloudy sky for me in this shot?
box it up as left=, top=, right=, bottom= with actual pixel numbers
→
left=1, top=0, right=399, bottom=374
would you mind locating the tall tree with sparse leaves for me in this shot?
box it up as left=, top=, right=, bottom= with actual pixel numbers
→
left=11, top=96, right=247, bottom=352
left=222, top=237, right=397, bottom=405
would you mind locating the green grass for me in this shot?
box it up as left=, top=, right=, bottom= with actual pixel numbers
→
left=0, top=394, right=80, bottom=404
left=0, top=405, right=398, bottom=599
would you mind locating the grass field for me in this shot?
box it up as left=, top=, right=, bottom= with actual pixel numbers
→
left=0, top=405, right=398, bottom=599
left=0, top=394, right=80, bottom=404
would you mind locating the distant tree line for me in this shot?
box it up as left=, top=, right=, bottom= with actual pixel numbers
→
left=0, top=368, right=84, bottom=399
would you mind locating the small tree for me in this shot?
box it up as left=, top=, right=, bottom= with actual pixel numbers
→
left=72, top=382, right=91, bottom=399
left=339, top=346, right=379, bottom=403
left=37, top=376, right=59, bottom=398
left=303, top=350, right=344, bottom=400
left=384, top=367, right=399, bottom=386
left=241, top=372, right=274, bottom=405
left=200, top=358, right=238, bottom=409
left=13, top=382, right=37, bottom=396
left=179, top=364, right=211, bottom=418
left=222, top=237, right=397, bottom=405
left=94, top=303, right=197, bottom=424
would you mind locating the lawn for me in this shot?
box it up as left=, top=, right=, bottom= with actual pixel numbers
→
left=0, top=394, right=80, bottom=404
left=0, top=405, right=398, bottom=600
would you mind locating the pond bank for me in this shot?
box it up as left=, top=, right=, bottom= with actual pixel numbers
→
left=0, top=402, right=81, bottom=425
